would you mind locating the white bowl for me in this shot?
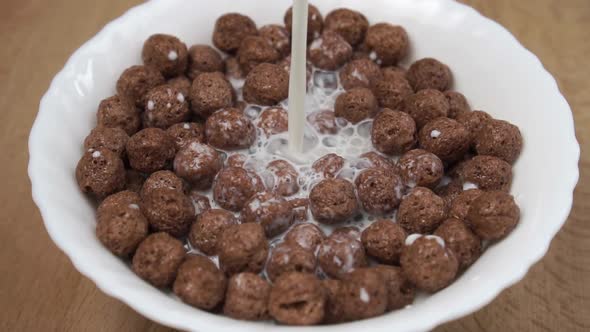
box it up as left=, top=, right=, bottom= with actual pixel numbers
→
left=28, top=0, right=579, bottom=331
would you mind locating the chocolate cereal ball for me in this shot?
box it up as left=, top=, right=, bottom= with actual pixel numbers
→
left=173, top=141, right=223, bottom=189
left=418, top=117, right=471, bottom=163
left=355, top=168, right=403, bottom=215
left=361, top=219, right=407, bottom=264
left=76, top=148, right=126, bottom=198
left=167, top=75, right=192, bottom=97
left=284, top=223, right=326, bottom=251
left=371, top=108, right=417, bottom=155
left=213, top=167, right=265, bottom=211
left=205, top=108, right=256, bottom=149
left=364, top=23, right=409, bottom=65
left=269, top=272, right=326, bottom=325
left=339, top=268, right=388, bottom=320
left=334, top=87, right=378, bottom=124
left=96, top=196, right=148, bottom=257
left=406, top=58, right=452, bottom=92
left=132, top=232, right=185, bottom=288
left=434, top=218, right=482, bottom=269
left=213, top=13, right=258, bottom=53
left=266, top=242, right=316, bottom=282
left=84, top=127, right=129, bottom=158
left=188, top=209, right=237, bottom=255
left=165, top=122, right=205, bottom=150
left=141, top=188, right=194, bottom=237
left=116, top=65, right=165, bottom=107
left=339, top=58, right=382, bottom=90
left=402, top=89, right=450, bottom=128
left=312, top=153, right=344, bottom=178
left=358, top=152, right=397, bottom=173
left=309, top=31, right=353, bottom=70
left=285, top=4, right=324, bottom=41
left=310, top=178, right=358, bottom=224
left=460, top=155, right=512, bottom=191
left=456, top=110, right=492, bottom=141
left=307, top=110, right=337, bottom=134
left=381, top=66, right=407, bottom=81
left=142, top=34, right=188, bottom=78
left=371, top=75, right=414, bottom=110
left=140, top=170, right=184, bottom=198
left=398, top=187, right=446, bottom=234
left=189, top=72, right=235, bottom=119
left=259, top=24, right=291, bottom=57
left=449, top=189, right=484, bottom=220
left=401, top=236, right=458, bottom=292
left=257, top=107, right=288, bottom=136
left=398, top=149, right=444, bottom=188
left=445, top=91, right=470, bottom=119
left=324, top=8, right=368, bottom=46
left=224, top=272, right=271, bottom=321
left=218, top=223, right=269, bottom=275
left=242, top=191, right=294, bottom=237
left=143, top=85, right=190, bottom=128
left=266, top=159, right=299, bottom=196
left=126, top=128, right=175, bottom=173
left=226, top=153, right=247, bottom=168
left=187, top=45, right=225, bottom=80
left=173, top=255, right=227, bottom=310
left=96, top=95, right=141, bottom=135
left=318, top=231, right=367, bottom=278
left=475, top=119, right=523, bottom=164
left=237, top=36, right=281, bottom=74
left=243, top=63, right=289, bottom=106
left=374, top=265, right=415, bottom=311
left=467, top=191, right=520, bottom=240
left=97, top=190, right=141, bottom=219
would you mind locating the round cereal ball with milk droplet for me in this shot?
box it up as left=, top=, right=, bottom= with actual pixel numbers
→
left=173, top=141, right=223, bottom=189
left=213, top=167, right=265, bottom=212
left=140, top=170, right=185, bottom=198
left=312, top=153, right=345, bottom=178
left=166, top=75, right=192, bottom=97
left=435, top=218, right=482, bottom=269
left=188, top=190, right=211, bottom=216
left=307, top=110, right=338, bottom=134
left=269, top=272, right=326, bottom=325
left=76, top=148, right=126, bottom=198
left=308, top=31, right=353, bottom=70
left=398, top=187, right=447, bottom=234
left=284, top=223, right=326, bottom=252
left=243, top=63, right=289, bottom=106
left=445, top=91, right=470, bottom=119
left=226, top=153, right=247, bottom=168
left=371, top=75, right=414, bottom=111
left=324, top=8, right=369, bottom=46
left=402, top=89, right=450, bottom=128
left=357, top=152, right=397, bottom=173
left=371, top=108, right=417, bottom=155
left=456, top=110, right=492, bottom=142
left=418, top=117, right=471, bottom=163
left=266, top=159, right=299, bottom=196
left=213, top=13, right=258, bottom=53
left=318, top=230, right=367, bottom=279
left=224, top=56, right=244, bottom=80
left=257, top=107, right=288, bottom=137
left=310, top=178, right=359, bottom=224
left=223, top=272, right=271, bottom=321
left=401, top=235, right=458, bottom=292
left=398, top=149, right=444, bottom=188
left=259, top=24, right=291, bottom=57
left=459, top=155, right=512, bottom=192
left=218, top=223, right=269, bottom=275
left=173, top=255, right=227, bottom=310
left=132, top=232, right=185, bottom=288
left=406, top=58, right=453, bottom=92
left=334, top=87, right=378, bottom=124
left=189, top=72, right=235, bottom=119
left=265, top=242, right=317, bottom=282
left=125, top=170, right=145, bottom=193
left=361, top=219, right=407, bottom=264
left=126, top=128, right=175, bottom=173
left=84, top=127, right=129, bottom=158
left=374, top=265, right=416, bottom=311
left=96, top=95, right=141, bottom=136
left=143, top=85, right=190, bottom=129
left=448, top=189, right=484, bottom=220
left=242, top=191, right=294, bottom=237
left=97, top=190, right=141, bottom=220
left=466, top=191, right=520, bottom=240
left=364, top=23, right=409, bottom=66
left=337, top=268, right=388, bottom=320
left=237, top=36, right=281, bottom=74
left=141, top=187, right=194, bottom=237
left=116, top=65, right=165, bottom=107
left=381, top=66, right=407, bottom=81
left=142, top=34, right=188, bottom=78
left=205, top=108, right=256, bottom=150
left=475, top=119, right=523, bottom=164
left=289, top=198, right=310, bottom=222
left=165, top=122, right=205, bottom=150
left=186, top=45, right=225, bottom=80
left=188, top=209, right=238, bottom=255
left=339, top=58, right=383, bottom=90
left=284, top=4, right=324, bottom=42
left=355, top=168, right=404, bottom=215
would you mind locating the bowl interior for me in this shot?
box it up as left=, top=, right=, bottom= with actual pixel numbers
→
left=29, top=0, right=579, bottom=331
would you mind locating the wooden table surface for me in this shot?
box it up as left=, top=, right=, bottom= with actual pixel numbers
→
left=1, top=0, right=588, bottom=331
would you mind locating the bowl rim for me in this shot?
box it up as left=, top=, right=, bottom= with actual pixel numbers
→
left=28, top=0, right=580, bottom=331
